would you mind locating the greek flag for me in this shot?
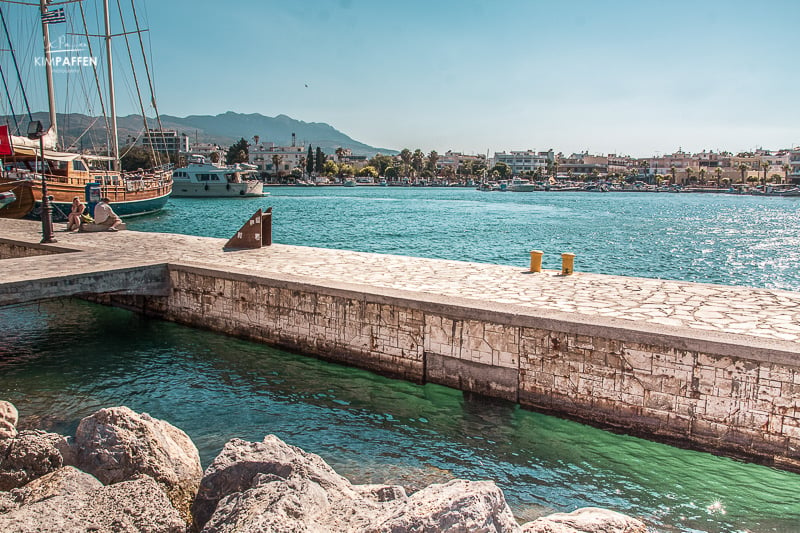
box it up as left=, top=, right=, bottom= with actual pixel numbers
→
left=42, top=8, right=66, bottom=24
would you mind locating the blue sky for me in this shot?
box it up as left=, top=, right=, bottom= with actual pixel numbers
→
left=6, top=0, right=800, bottom=156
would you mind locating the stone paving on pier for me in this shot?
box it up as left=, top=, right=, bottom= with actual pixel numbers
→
left=2, top=218, right=799, bottom=351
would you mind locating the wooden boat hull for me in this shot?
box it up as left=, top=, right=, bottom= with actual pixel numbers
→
left=0, top=181, right=35, bottom=219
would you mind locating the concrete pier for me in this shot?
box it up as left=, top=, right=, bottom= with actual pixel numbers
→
left=2, top=218, right=800, bottom=470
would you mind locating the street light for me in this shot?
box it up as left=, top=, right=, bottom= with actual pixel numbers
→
left=27, top=120, right=56, bottom=244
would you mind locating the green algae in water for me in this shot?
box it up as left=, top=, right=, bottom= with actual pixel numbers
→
left=1, top=300, right=799, bottom=532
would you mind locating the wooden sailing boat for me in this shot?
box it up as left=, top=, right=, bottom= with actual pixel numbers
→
left=0, top=0, right=172, bottom=220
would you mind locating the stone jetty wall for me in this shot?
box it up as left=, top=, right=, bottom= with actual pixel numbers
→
left=100, top=265, right=800, bottom=471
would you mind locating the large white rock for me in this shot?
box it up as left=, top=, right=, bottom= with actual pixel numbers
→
left=73, top=406, right=202, bottom=520
left=0, top=430, right=73, bottom=491
left=10, top=466, right=102, bottom=506
left=0, top=475, right=186, bottom=532
left=195, top=434, right=522, bottom=533
left=0, top=401, right=18, bottom=439
left=521, top=507, right=648, bottom=533
left=374, top=479, right=521, bottom=532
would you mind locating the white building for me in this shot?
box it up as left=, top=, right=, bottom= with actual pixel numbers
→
left=249, top=140, right=305, bottom=175
left=140, top=130, right=189, bottom=155
left=789, top=147, right=800, bottom=184
left=493, top=150, right=553, bottom=175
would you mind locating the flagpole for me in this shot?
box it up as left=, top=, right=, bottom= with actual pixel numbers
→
left=39, top=0, right=58, bottom=147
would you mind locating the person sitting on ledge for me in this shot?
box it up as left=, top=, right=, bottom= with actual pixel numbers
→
left=93, top=197, right=123, bottom=232
left=66, top=196, right=85, bottom=232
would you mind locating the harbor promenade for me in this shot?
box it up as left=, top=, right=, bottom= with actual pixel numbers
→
left=2, top=217, right=800, bottom=469
left=2, top=218, right=799, bottom=353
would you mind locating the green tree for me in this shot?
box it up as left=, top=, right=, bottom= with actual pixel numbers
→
left=491, top=162, right=512, bottom=179
left=338, top=163, right=355, bottom=178
left=315, top=147, right=326, bottom=174
left=226, top=138, right=249, bottom=165
left=306, top=145, right=314, bottom=175
left=685, top=167, right=693, bottom=185
left=384, top=165, right=399, bottom=180
left=120, top=145, right=153, bottom=171
left=358, top=165, right=378, bottom=178
left=738, top=163, right=749, bottom=184
left=669, top=165, right=676, bottom=184
left=368, top=154, right=393, bottom=176
left=427, top=150, right=439, bottom=174
left=782, top=164, right=791, bottom=184
left=399, top=148, right=412, bottom=176
left=411, top=149, right=425, bottom=177
left=323, top=160, right=338, bottom=176
left=209, top=151, right=221, bottom=164
left=761, top=161, right=770, bottom=186
left=271, top=154, right=283, bottom=181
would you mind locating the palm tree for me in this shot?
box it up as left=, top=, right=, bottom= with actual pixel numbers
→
left=714, top=167, right=722, bottom=186
left=699, top=168, right=707, bottom=185
left=335, top=147, right=345, bottom=163
left=271, top=154, right=283, bottom=182
left=761, top=161, right=770, bottom=186
left=782, top=164, right=791, bottom=184
left=399, top=149, right=412, bottom=177
left=411, top=149, right=424, bottom=179
left=685, top=167, right=693, bottom=185
left=738, top=163, right=749, bottom=185
left=670, top=165, right=677, bottom=184
left=427, top=150, right=439, bottom=176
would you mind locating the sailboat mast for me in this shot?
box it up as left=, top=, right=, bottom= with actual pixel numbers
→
left=103, top=0, right=119, bottom=170
left=39, top=0, right=57, bottom=145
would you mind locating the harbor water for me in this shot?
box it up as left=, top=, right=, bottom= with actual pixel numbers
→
left=3, top=188, right=800, bottom=532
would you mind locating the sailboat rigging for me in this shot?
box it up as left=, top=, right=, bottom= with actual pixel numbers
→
left=0, top=0, right=172, bottom=221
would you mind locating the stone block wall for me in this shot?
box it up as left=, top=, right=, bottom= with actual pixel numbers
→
left=0, top=240, right=63, bottom=260
left=109, top=265, right=800, bottom=471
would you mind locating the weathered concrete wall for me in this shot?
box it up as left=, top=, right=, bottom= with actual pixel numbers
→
left=102, top=265, right=800, bottom=471
left=0, top=239, right=66, bottom=259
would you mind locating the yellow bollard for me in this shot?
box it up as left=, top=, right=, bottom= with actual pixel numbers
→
left=529, top=250, right=543, bottom=273
left=561, top=253, right=575, bottom=275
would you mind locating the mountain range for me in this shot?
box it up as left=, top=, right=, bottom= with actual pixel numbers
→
left=3, top=111, right=397, bottom=156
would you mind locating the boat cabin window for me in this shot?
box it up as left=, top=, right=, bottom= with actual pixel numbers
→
left=72, top=160, right=87, bottom=171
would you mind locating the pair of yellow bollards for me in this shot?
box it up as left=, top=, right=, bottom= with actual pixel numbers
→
left=529, top=250, right=575, bottom=275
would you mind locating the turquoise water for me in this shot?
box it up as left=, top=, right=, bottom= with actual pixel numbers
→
left=133, top=188, right=800, bottom=291
left=1, top=301, right=798, bottom=533
left=3, top=188, right=800, bottom=532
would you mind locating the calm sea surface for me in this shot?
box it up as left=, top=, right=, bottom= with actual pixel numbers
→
left=3, top=188, right=800, bottom=532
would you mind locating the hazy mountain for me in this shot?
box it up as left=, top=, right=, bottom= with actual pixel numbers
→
left=3, top=111, right=397, bottom=157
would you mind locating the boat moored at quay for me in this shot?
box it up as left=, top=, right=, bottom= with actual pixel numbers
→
left=0, top=0, right=173, bottom=221
left=171, top=156, right=266, bottom=197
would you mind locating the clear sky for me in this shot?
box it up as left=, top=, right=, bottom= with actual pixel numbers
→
left=7, top=0, right=800, bottom=157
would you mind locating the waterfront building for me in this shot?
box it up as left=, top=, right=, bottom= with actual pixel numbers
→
left=140, top=129, right=189, bottom=156
left=646, top=150, right=699, bottom=185
left=790, top=147, right=800, bottom=184
left=438, top=151, right=488, bottom=174
left=557, top=152, right=608, bottom=178
left=188, top=142, right=223, bottom=158
left=249, top=136, right=305, bottom=175
left=493, top=150, right=553, bottom=176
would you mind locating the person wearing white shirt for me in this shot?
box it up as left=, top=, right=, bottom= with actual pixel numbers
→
left=93, top=197, right=122, bottom=231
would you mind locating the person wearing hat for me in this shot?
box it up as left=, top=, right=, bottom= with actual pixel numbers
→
left=93, top=197, right=122, bottom=232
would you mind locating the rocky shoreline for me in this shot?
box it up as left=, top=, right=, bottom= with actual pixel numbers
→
left=0, top=400, right=649, bottom=532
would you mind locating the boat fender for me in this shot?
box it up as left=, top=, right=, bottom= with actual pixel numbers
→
left=239, top=189, right=245, bottom=195
left=204, top=184, right=209, bottom=191
left=226, top=183, right=231, bottom=191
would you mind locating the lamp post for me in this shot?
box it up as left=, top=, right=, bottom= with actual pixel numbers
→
left=27, top=120, right=56, bottom=243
